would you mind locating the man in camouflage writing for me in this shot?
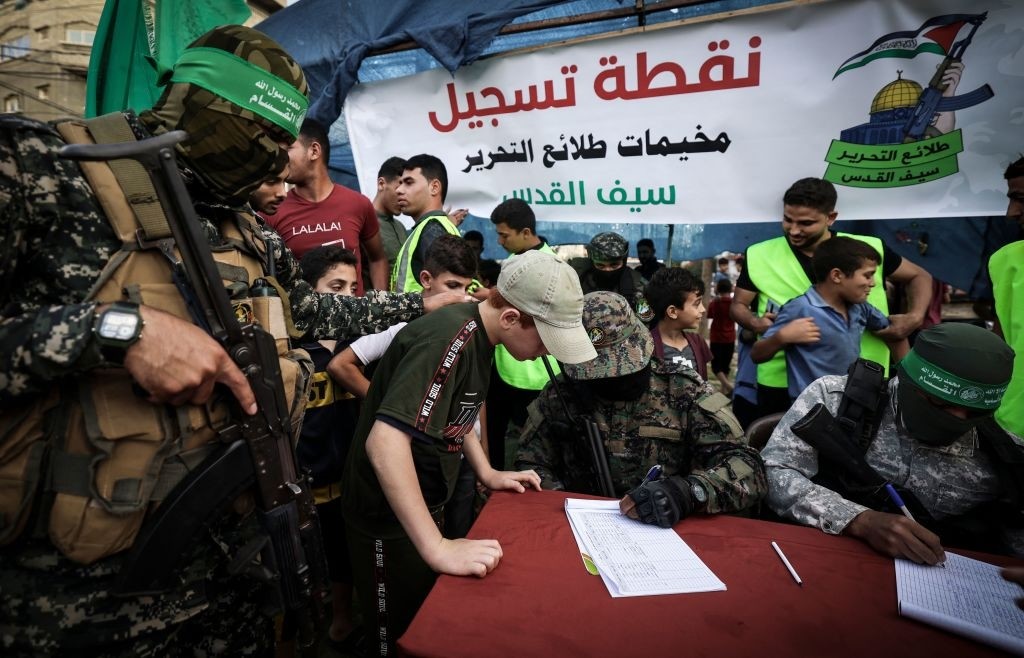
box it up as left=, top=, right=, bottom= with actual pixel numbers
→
left=515, top=291, right=767, bottom=527
left=0, top=25, right=463, bottom=656
left=762, top=323, right=1022, bottom=563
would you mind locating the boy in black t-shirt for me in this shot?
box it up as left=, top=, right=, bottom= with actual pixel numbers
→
left=292, top=245, right=362, bottom=652
left=341, top=251, right=595, bottom=656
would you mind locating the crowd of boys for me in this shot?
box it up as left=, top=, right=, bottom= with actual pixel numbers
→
left=1, top=23, right=1022, bottom=658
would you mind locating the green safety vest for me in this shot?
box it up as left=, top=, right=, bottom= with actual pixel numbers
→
left=990, top=241, right=1024, bottom=437
left=747, top=233, right=890, bottom=388
left=494, top=243, right=561, bottom=389
left=390, top=211, right=460, bottom=292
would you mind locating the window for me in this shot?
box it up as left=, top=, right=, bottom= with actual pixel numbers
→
left=36, top=85, right=49, bottom=100
left=64, top=29, right=95, bottom=46
left=4, top=95, right=21, bottom=113
left=0, top=35, right=30, bottom=62
left=36, top=26, right=49, bottom=41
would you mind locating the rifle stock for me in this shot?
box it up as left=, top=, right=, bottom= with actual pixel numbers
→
left=542, top=358, right=616, bottom=497
left=792, top=403, right=930, bottom=521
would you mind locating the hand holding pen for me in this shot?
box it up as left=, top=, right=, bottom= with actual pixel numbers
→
left=618, top=464, right=662, bottom=520
left=845, top=486, right=946, bottom=567
left=884, top=484, right=946, bottom=568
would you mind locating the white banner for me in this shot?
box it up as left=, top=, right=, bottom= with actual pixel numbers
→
left=345, top=0, right=1024, bottom=224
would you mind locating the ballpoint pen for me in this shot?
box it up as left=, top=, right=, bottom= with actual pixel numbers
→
left=885, top=483, right=946, bottom=568
left=643, top=464, right=663, bottom=484
left=771, top=541, right=802, bottom=586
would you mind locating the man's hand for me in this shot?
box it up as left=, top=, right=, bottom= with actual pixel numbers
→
left=478, top=468, right=541, bottom=493
left=423, top=537, right=503, bottom=577
left=873, top=313, right=923, bottom=341
left=778, top=317, right=820, bottom=344
left=124, top=306, right=257, bottom=414
left=445, top=206, right=469, bottom=227
left=621, top=476, right=694, bottom=528
left=751, top=312, right=777, bottom=334
left=845, top=510, right=946, bottom=565
left=423, top=289, right=473, bottom=313
left=1002, top=567, right=1024, bottom=610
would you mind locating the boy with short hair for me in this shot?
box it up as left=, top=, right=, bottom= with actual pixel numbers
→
left=712, top=257, right=731, bottom=287
left=328, top=234, right=477, bottom=398
left=341, top=250, right=595, bottom=656
left=751, top=236, right=890, bottom=401
left=644, top=267, right=712, bottom=379
left=293, top=245, right=362, bottom=651
left=329, top=234, right=481, bottom=543
left=707, top=278, right=737, bottom=395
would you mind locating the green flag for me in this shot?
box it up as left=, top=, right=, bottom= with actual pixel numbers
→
left=86, top=0, right=251, bottom=117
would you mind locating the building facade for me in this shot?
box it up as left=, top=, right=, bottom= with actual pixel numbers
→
left=0, top=0, right=284, bottom=121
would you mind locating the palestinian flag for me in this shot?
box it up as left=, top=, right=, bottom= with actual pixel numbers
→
left=833, top=13, right=986, bottom=79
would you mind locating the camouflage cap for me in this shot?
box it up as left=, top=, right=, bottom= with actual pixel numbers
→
left=563, top=291, right=654, bottom=380
left=588, top=232, right=628, bottom=261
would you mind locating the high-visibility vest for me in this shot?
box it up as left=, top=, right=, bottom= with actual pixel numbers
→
left=494, top=243, right=561, bottom=389
left=746, top=233, right=890, bottom=388
left=390, top=211, right=460, bottom=292
left=990, top=241, right=1024, bottom=437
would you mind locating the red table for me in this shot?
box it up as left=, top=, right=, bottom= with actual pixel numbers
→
left=399, top=490, right=1018, bottom=657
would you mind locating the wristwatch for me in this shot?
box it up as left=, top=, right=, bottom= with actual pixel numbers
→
left=688, top=477, right=709, bottom=510
left=94, top=301, right=144, bottom=364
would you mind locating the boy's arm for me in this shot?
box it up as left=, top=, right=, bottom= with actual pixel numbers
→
left=751, top=315, right=820, bottom=363
left=463, top=427, right=540, bottom=493
left=327, top=346, right=371, bottom=398
left=364, top=420, right=503, bottom=577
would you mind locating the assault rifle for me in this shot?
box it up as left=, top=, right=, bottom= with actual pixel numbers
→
left=60, top=131, right=328, bottom=645
left=902, top=13, right=993, bottom=141
left=542, top=358, right=616, bottom=497
left=791, top=402, right=931, bottom=522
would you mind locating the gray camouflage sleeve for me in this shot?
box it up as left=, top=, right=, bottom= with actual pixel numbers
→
left=760, top=376, right=869, bottom=534
left=262, top=225, right=427, bottom=339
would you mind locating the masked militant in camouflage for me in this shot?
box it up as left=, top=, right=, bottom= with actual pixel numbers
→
left=516, top=291, right=766, bottom=527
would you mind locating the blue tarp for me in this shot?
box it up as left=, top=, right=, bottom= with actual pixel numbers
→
left=258, top=0, right=1018, bottom=294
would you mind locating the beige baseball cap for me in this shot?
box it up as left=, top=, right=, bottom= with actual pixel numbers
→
left=497, top=250, right=597, bottom=365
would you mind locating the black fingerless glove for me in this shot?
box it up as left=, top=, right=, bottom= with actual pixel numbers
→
left=626, top=476, right=695, bottom=528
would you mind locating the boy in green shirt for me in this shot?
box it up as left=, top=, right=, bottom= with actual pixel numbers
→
left=341, top=251, right=595, bottom=655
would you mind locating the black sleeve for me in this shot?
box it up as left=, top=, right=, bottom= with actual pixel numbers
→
left=734, top=249, right=756, bottom=293
left=881, top=241, right=903, bottom=279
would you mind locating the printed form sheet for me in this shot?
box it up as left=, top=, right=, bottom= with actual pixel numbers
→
left=564, top=498, right=726, bottom=597
left=895, top=552, right=1024, bottom=654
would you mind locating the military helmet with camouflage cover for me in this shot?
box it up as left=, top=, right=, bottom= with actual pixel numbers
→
left=564, top=291, right=654, bottom=380
left=588, top=232, right=629, bottom=261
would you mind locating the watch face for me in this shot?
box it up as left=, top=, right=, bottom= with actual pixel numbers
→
left=691, top=481, right=708, bottom=504
left=99, top=311, right=140, bottom=341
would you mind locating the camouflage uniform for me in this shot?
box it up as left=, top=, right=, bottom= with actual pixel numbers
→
left=761, top=375, right=1024, bottom=555
left=515, top=292, right=766, bottom=512
left=0, top=30, right=425, bottom=658
left=0, top=115, right=423, bottom=405
left=578, top=232, right=652, bottom=322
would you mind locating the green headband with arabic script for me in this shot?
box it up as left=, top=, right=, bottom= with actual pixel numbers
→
left=169, top=47, right=308, bottom=138
left=899, top=349, right=1008, bottom=410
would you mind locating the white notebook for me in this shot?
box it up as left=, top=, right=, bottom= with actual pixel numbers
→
left=895, top=552, right=1024, bottom=654
left=564, top=498, right=725, bottom=597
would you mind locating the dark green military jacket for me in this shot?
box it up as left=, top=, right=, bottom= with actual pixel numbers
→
left=515, top=357, right=767, bottom=513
